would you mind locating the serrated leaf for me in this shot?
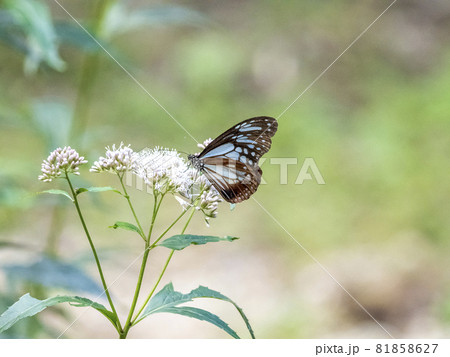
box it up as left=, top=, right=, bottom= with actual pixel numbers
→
left=154, top=306, right=239, bottom=339
left=40, top=189, right=73, bottom=201
left=76, top=186, right=121, bottom=196
left=140, top=283, right=254, bottom=338
left=0, top=294, right=116, bottom=333
left=3, top=257, right=104, bottom=295
left=189, top=286, right=255, bottom=339
left=109, top=221, right=140, bottom=234
left=159, top=234, right=238, bottom=250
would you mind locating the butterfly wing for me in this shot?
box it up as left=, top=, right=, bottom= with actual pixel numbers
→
left=201, top=157, right=262, bottom=203
left=195, top=116, right=278, bottom=203
left=199, top=116, right=278, bottom=162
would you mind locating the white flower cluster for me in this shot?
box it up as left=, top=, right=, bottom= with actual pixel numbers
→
left=134, top=146, right=222, bottom=223
left=177, top=168, right=222, bottom=223
left=197, top=138, right=213, bottom=150
left=133, top=147, right=191, bottom=195
left=197, top=185, right=222, bottom=220
left=38, top=146, right=88, bottom=182
left=90, top=143, right=135, bottom=173
left=39, top=143, right=224, bottom=223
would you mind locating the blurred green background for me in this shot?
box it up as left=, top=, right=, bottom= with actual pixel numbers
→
left=1, top=0, right=450, bottom=338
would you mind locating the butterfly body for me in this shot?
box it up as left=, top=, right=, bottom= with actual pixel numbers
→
left=187, top=154, right=204, bottom=170
left=189, top=116, right=278, bottom=203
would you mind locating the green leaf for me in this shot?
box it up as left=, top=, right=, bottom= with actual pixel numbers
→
left=140, top=283, right=254, bottom=338
left=76, top=186, right=121, bottom=196
left=3, top=0, right=66, bottom=74
left=3, top=257, right=104, bottom=295
left=0, top=294, right=116, bottom=333
left=190, top=287, right=255, bottom=339
left=55, top=22, right=104, bottom=53
left=109, top=221, right=140, bottom=234
left=0, top=10, right=32, bottom=58
left=159, top=234, right=238, bottom=250
left=154, top=306, right=239, bottom=339
left=40, top=189, right=73, bottom=201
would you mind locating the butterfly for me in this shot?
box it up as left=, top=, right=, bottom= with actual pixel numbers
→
left=188, top=116, right=278, bottom=203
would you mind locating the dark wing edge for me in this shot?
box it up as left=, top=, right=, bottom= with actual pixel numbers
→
left=199, top=116, right=278, bottom=158
left=202, top=160, right=262, bottom=203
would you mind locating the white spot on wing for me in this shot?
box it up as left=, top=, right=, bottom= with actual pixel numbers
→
left=225, top=151, right=240, bottom=160
left=236, top=138, right=254, bottom=144
left=201, top=143, right=234, bottom=158
left=239, top=126, right=261, bottom=132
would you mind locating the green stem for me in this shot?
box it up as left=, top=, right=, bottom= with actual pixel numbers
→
left=120, top=192, right=162, bottom=339
left=71, top=53, right=99, bottom=142
left=118, top=174, right=146, bottom=241
left=71, top=0, right=114, bottom=142
left=132, top=208, right=196, bottom=325
left=148, top=207, right=191, bottom=249
left=65, top=172, right=122, bottom=333
left=148, top=191, right=164, bottom=243
left=120, top=196, right=201, bottom=337
left=132, top=250, right=174, bottom=325
left=120, top=243, right=150, bottom=339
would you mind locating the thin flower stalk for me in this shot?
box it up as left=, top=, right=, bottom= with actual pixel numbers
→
left=36, top=143, right=229, bottom=339
left=120, top=192, right=162, bottom=339
left=132, top=207, right=196, bottom=325
left=65, top=172, right=122, bottom=332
